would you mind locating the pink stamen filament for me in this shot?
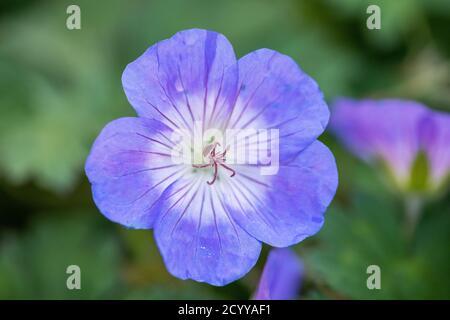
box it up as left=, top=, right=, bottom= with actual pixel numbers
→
left=192, top=143, right=236, bottom=185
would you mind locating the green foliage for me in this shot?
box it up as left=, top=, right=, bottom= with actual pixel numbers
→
left=0, top=211, right=241, bottom=299
left=304, top=194, right=450, bottom=299
left=0, top=212, right=123, bottom=299
left=321, top=0, right=423, bottom=49
left=0, top=1, right=129, bottom=192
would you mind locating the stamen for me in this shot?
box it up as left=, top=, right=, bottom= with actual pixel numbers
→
left=192, top=143, right=235, bottom=185
left=207, top=163, right=218, bottom=185
left=192, top=164, right=211, bottom=168
left=219, top=163, right=236, bottom=177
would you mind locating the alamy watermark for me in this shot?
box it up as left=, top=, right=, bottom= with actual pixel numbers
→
left=66, top=265, right=81, bottom=290
left=169, top=121, right=279, bottom=176
left=366, top=265, right=381, bottom=290
left=66, top=5, right=81, bottom=30
left=366, top=5, right=381, bottom=30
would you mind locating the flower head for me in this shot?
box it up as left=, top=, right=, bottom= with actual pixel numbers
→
left=419, top=111, right=450, bottom=189
left=331, top=98, right=450, bottom=192
left=253, top=248, right=303, bottom=300
left=85, top=29, right=338, bottom=286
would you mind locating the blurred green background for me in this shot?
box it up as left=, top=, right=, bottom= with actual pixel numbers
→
left=0, top=0, right=449, bottom=299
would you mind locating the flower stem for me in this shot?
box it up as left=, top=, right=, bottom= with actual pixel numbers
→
left=403, top=196, right=423, bottom=242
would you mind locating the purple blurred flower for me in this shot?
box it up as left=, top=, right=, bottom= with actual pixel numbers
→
left=419, top=111, right=450, bottom=188
left=85, top=29, right=338, bottom=286
left=331, top=98, right=450, bottom=191
left=254, top=248, right=303, bottom=300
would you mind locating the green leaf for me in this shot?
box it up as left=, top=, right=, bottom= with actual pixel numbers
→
left=0, top=212, right=123, bottom=299
left=305, top=194, right=450, bottom=299
left=0, top=1, right=129, bottom=192
left=322, top=0, right=422, bottom=49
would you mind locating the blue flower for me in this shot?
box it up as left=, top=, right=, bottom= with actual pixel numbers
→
left=85, top=29, right=338, bottom=286
left=419, top=110, right=450, bottom=190
left=331, top=98, right=450, bottom=192
left=253, top=248, right=303, bottom=300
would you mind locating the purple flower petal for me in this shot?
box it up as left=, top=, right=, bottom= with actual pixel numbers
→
left=85, top=117, right=184, bottom=229
left=86, top=29, right=339, bottom=286
left=254, top=248, right=303, bottom=300
left=221, top=141, right=338, bottom=247
left=153, top=176, right=262, bottom=286
left=122, top=29, right=238, bottom=131
left=226, top=49, right=329, bottom=162
left=331, top=98, right=428, bottom=185
left=419, top=111, right=450, bottom=187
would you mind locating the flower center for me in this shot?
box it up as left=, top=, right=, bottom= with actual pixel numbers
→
left=192, top=142, right=236, bottom=185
